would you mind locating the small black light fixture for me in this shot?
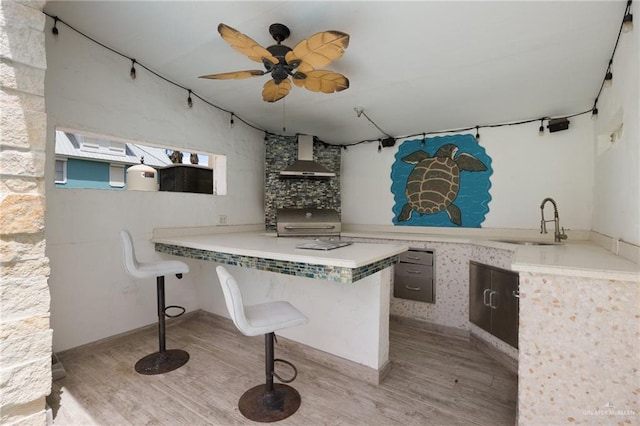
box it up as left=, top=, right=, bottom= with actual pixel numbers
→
left=230, top=113, right=235, bottom=128
left=187, top=90, right=193, bottom=108
left=538, top=119, right=545, bottom=136
left=603, top=59, right=613, bottom=88
left=475, top=126, right=480, bottom=140
left=547, top=117, right=570, bottom=133
left=421, top=133, right=426, bottom=147
left=381, top=137, right=396, bottom=147
left=378, top=140, right=382, bottom=153
left=52, top=17, right=59, bottom=35
left=130, top=59, right=137, bottom=79
left=623, top=1, right=633, bottom=33
left=591, top=106, right=599, bottom=120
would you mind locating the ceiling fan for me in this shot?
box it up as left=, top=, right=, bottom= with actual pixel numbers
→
left=199, top=23, right=350, bottom=103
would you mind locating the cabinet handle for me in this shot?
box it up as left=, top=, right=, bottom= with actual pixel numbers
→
left=489, top=291, right=499, bottom=309
left=405, top=255, right=422, bottom=261
left=405, top=285, right=421, bottom=291
left=512, top=290, right=520, bottom=299
left=483, top=289, right=491, bottom=306
left=406, top=269, right=422, bottom=275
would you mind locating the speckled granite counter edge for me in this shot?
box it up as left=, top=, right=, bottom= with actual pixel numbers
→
left=156, top=243, right=398, bottom=283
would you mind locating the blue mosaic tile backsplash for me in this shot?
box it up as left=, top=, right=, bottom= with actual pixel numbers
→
left=156, top=242, right=398, bottom=283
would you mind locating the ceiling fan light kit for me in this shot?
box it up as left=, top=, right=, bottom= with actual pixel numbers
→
left=200, top=23, right=350, bottom=102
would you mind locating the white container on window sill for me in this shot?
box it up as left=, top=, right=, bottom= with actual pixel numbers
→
left=126, top=163, right=158, bottom=191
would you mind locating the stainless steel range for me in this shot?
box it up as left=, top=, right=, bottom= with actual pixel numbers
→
left=276, top=208, right=341, bottom=238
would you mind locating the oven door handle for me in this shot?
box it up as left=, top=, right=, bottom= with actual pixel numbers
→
left=283, top=225, right=336, bottom=230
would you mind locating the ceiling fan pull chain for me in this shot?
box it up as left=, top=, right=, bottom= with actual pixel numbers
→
left=282, top=98, right=286, bottom=132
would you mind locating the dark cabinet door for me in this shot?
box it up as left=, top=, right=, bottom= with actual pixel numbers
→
left=469, top=261, right=519, bottom=348
left=491, top=269, right=519, bottom=348
left=469, top=261, right=492, bottom=333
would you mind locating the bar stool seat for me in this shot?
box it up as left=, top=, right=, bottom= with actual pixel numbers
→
left=216, top=266, right=309, bottom=422
left=120, top=230, right=190, bottom=375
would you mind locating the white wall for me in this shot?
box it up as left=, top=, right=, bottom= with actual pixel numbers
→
left=342, top=10, right=640, bottom=248
left=197, top=264, right=390, bottom=369
left=592, top=8, right=639, bottom=246
left=44, top=21, right=265, bottom=351
left=341, top=115, right=594, bottom=232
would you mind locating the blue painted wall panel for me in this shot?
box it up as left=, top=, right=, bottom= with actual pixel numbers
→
left=56, top=158, right=126, bottom=190
left=390, top=134, right=493, bottom=228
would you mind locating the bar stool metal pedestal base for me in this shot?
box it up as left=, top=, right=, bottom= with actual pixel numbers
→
left=134, top=275, right=190, bottom=375
left=238, top=383, right=301, bottom=422
left=135, top=349, right=190, bottom=375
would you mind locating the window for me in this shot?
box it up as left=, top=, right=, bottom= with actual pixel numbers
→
left=109, top=164, right=125, bottom=188
left=80, top=136, right=100, bottom=152
left=109, top=141, right=126, bottom=155
left=54, top=128, right=226, bottom=194
left=55, top=158, right=67, bottom=184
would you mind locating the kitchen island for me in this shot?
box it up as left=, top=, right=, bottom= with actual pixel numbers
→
left=152, top=227, right=408, bottom=384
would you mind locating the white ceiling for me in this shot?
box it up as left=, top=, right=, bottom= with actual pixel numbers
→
left=43, top=1, right=626, bottom=144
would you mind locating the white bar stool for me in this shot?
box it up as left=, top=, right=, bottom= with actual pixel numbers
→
left=215, top=266, right=309, bottom=422
left=120, top=230, right=190, bottom=375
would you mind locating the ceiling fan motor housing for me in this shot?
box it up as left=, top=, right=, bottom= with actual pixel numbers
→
left=266, top=43, right=299, bottom=84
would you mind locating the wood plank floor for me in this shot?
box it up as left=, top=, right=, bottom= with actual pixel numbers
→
left=48, top=314, right=517, bottom=425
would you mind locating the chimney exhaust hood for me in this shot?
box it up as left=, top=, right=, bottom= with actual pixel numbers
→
left=279, top=134, right=336, bottom=177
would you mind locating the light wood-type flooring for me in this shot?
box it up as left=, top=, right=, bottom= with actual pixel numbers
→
left=48, top=313, right=517, bottom=425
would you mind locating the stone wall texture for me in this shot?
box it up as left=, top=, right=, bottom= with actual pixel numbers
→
left=0, top=1, right=52, bottom=425
left=518, top=272, right=639, bottom=425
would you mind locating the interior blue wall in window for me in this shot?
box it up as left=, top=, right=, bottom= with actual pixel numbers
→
left=390, top=134, right=492, bottom=228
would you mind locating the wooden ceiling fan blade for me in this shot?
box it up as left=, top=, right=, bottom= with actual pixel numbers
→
left=199, top=70, right=265, bottom=80
left=217, top=23, right=278, bottom=65
left=299, top=70, right=349, bottom=94
left=262, top=78, right=291, bottom=102
left=287, top=31, right=349, bottom=68
left=288, top=60, right=313, bottom=74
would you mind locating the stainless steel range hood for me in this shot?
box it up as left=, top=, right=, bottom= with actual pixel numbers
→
left=280, top=134, right=336, bottom=177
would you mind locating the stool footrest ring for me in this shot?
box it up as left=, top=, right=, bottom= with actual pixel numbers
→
left=163, top=305, right=185, bottom=318
left=273, top=358, right=297, bottom=383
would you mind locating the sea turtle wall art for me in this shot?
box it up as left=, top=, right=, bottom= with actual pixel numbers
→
left=390, top=134, right=493, bottom=227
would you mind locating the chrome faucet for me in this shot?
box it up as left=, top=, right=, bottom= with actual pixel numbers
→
left=540, top=197, right=568, bottom=242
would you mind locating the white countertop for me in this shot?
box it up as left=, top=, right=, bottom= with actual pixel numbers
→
left=152, top=225, right=639, bottom=282
left=152, top=231, right=409, bottom=268
left=341, top=230, right=639, bottom=282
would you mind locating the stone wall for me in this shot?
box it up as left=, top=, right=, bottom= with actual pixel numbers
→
left=0, top=1, right=52, bottom=425
left=264, top=134, right=341, bottom=230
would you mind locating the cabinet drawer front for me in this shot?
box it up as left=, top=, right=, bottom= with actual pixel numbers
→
left=394, top=264, right=434, bottom=303
left=399, top=251, right=433, bottom=265
left=394, top=275, right=434, bottom=302
left=396, top=263, right=433, bottom=278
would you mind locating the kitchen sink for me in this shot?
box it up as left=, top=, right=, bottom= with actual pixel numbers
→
left=493, top=239, right=561, bottom=246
